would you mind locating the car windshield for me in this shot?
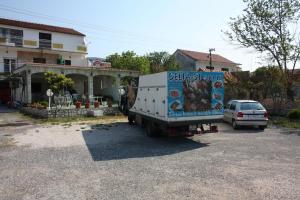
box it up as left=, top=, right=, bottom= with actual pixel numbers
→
left=240, top=102, right=264, bottom=110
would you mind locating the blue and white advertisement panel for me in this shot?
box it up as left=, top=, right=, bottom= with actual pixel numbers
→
left=167, top=71, right=224, bottom=117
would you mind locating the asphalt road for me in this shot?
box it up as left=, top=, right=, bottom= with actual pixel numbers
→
left=0, top=110, right=299, bottom=200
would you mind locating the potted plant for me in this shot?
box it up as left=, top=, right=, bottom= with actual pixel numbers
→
left=85, top=100, right=90, bottom=109
left=75, top=101, right=82, bottom=109
left=107, top=98, right=113, bottom=107
left=94, top=100, right=100, bottom=108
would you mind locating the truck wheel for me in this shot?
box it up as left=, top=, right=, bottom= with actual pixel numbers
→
left=259, top=125, right=266, bottom=130
left=128, top=115, right=135, bottom=125
left=146, top=121, right=157, bottom=137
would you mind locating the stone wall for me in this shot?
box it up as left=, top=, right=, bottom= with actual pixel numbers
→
left=20, top=106, right=120, bottom=118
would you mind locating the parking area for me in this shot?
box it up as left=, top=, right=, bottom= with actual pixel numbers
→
left=0, top=111, right=299, bottom=200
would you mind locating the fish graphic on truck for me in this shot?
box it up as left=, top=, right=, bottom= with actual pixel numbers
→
left=120, top=71, right=224, bottom=137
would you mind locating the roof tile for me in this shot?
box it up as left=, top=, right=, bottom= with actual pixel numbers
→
left=178, top=49, right=239, bottom=65
left=0, top=18, right=85, bottom=36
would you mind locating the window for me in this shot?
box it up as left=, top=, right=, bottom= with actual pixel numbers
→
left=39, top=32, right=52, bottom=49
left=230, top=102, right=236, bottom=110
left=3, top=58, right=16, bottom=73
left=0, top=27, right=23, bottom=47
left=64, top=60, right=71, bottom=65
left=206, top=66, right=214, bottom=70
left=240, top=102, right=264, bottom=110
left=221, top=68, right=229, bottom=72
left=33, top=58, right=46, bottom=64
left=10, top=29, right=23, bottom=47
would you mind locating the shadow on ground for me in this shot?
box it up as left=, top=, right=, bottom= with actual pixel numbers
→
left=82, top=122, right=209, bottom=161
left=218, top=123, right=266, bottom=134
left=0, top=106, right=17, bottom=113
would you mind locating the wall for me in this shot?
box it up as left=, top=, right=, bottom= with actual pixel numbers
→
left=195, top=61, right=240, bottom=72
left=0, top=47, right=17, bottom=72
left=0, top=24, right=87, bottom=70
left=67, top=74, right=87, bottom=95
left=0, top=46, right=87, bottom=72
left=174, top=51, right=195, bottom=71
left=0, top=24, right=86, bottom=53
left=93, top=76, right=119, bottom=101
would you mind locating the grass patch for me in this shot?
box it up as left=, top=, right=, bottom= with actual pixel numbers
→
left=34, top=115, right=127, bottom=125
left=272, top=118, right=300, bottom=129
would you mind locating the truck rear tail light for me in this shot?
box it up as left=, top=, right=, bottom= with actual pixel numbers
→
left=237, top=112, right=244, bottom=118
left=264, top=112, right=269, bottom=118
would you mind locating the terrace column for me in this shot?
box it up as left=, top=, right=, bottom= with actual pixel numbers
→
left=115, top=76, right=121, bottom=102
left=26, top=70, right=32, bottom=104
left=88, top=75, right=93, bottom=98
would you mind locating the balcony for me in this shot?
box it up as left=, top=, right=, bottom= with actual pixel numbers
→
left=0, top=37, right=87, bottom=53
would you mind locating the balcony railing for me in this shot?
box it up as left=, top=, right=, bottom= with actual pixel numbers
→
left=0, top=36, right=87, bottom=52
left=39, top=39, right=51, bottom=49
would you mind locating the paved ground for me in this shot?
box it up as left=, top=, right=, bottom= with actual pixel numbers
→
left=0, top=108, right=299, bottom=200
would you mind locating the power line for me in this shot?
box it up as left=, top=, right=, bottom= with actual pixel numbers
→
left=0, top=3, right=196, bottom=48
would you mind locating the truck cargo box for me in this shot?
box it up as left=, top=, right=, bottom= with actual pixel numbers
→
left=129, top=71, right=224, bottom=125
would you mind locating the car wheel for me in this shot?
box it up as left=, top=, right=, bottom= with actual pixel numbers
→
left=259, top=125, right=266, bottom=130
left=232, top=119, right=239, bottom=130
left=128, top=115, right=134, bottom=125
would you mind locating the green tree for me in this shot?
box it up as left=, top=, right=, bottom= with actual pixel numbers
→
left=44, top=72, right=74, bottom=94
left=225, top=0, right=300, bottom=100
left=146, top=51, right=179, bottom=73
left=106, top=51, right=150, bottom=74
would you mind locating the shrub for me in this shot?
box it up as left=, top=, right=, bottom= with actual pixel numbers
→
left=287, top=109, right=300, bottom=120
left=39, top=101, right=49, bottom=108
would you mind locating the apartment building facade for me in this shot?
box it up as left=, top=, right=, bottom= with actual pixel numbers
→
left=0, top=18, right=138, bottom=104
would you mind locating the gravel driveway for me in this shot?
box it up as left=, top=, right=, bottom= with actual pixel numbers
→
left=0, top=110, right=299, bottom=200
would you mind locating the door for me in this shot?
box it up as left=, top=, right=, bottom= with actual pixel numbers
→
left=228, top=102, right=237, bottom=122
left=223, top=101, right=232, bottom=122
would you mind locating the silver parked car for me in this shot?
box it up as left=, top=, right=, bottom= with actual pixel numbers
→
left=223, top=100, right=268, bottom=130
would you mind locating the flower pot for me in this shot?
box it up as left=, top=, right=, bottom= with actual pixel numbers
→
left=108, top=99, right=112, bottom=107
left=85, top=103, right=90, bottom=109
left=94, top=101, right=100, bottom=108
left=75, top=102, right=81, bottom=109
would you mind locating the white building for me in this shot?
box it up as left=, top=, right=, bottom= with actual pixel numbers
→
left=174, top=49, right=241, bottom=72
left=0, top=18, right=138, bottom=104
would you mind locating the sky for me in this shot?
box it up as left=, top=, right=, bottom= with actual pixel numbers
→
left=0, top=0, right=266, bottom=71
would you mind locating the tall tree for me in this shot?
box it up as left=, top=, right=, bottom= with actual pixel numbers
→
left=146, top=51, right=179, bottom=73
left=225, top=0, right=300, bottom=100
left=106, top=51, right=150, bottom=74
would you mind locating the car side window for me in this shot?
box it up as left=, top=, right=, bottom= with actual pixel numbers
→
left=225, top=104, right=230, bottom=109
left=230, top=103, right=236, bottom=110
left=225, top=101, right=232, bottom=109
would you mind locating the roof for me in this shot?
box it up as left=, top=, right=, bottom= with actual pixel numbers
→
left=0, top=18, right=85, bottom=36
left=177, top=49, right=240, bottom=65
left=231, top=100, right=258, bottom=103
left=87, top=57, right=106, bottom=62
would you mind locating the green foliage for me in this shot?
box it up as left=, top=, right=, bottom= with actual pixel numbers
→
left=106, top=51, right=150, bottom=74
left=44, top=72, right=74, bottom=94
left=251, top=66, right=285, bottom=99
left=146, top=51, right=179, bottom=73
left=38, top=101, right=49, bottom=107
left=106, top=50, right=179, bottom=74
left=287, top=109, right=300, bottom=120
left=273, top=117, right=300, bottom=129
left=225, top=0, right=300, bottom=100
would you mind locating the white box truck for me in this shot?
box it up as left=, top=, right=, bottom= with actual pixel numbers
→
left=121, top=71, right=224, bottom=136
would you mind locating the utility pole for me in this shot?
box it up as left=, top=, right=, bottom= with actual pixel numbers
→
left=208, top=48, right=215, bottom=71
